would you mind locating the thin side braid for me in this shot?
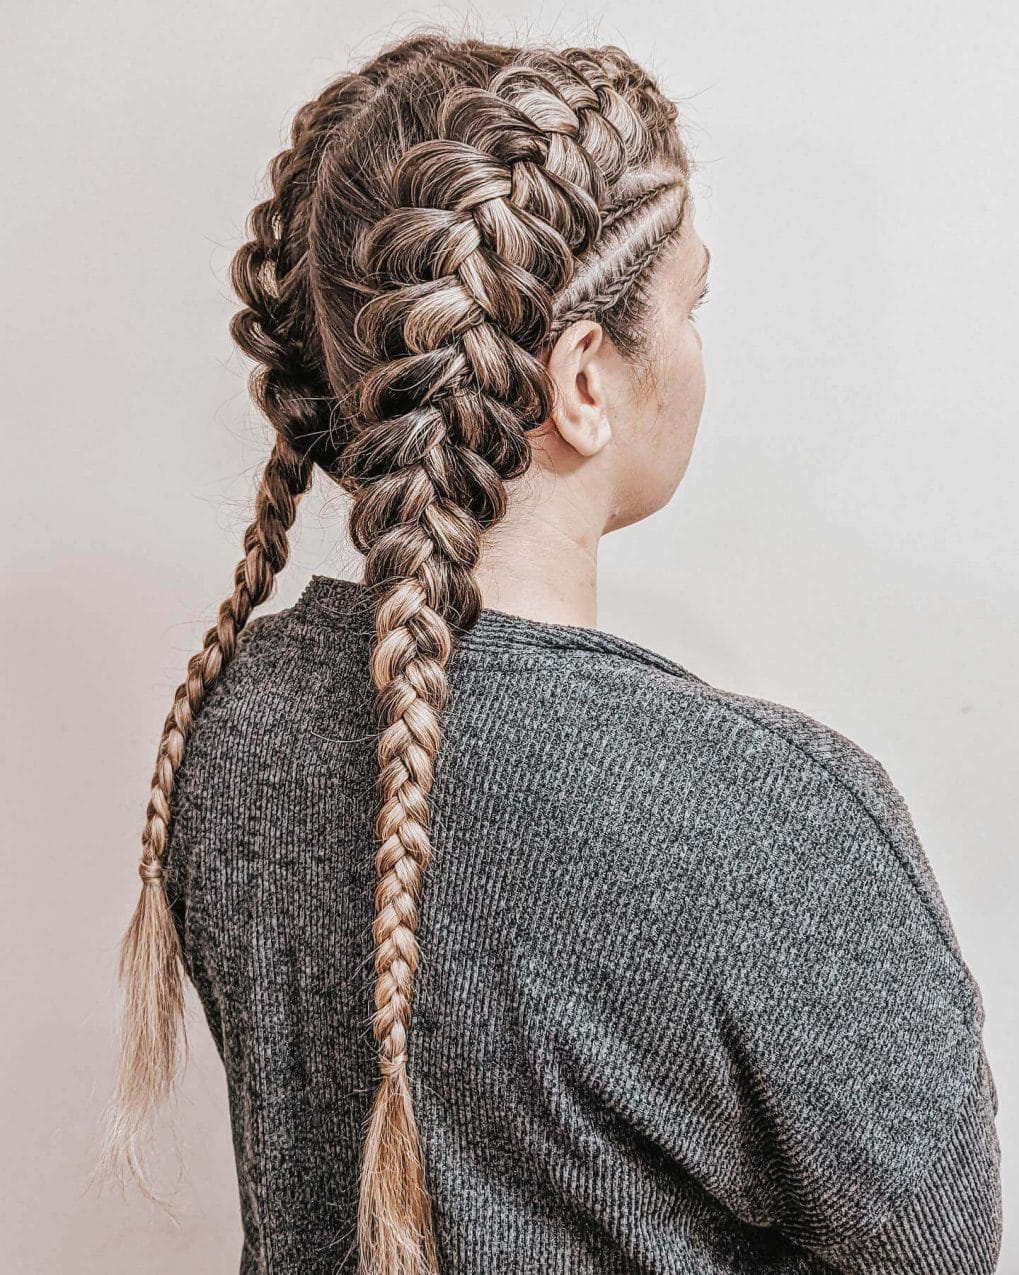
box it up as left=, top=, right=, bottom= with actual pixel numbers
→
left=552, top=206, right=686, bottom=336
left=95, top=438, right=312, bottom=1205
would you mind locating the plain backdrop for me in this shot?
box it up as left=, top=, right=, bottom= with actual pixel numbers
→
left=2, top=1, right=1015, bottom=1270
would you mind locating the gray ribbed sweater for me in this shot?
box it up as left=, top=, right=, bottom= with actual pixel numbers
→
left=164, top=573, right=1002, bottom=1274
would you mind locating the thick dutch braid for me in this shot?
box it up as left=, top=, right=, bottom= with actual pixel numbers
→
left=97, top=33, right=693, bottom=1271
left=309, top=42, right=691, bottom=1274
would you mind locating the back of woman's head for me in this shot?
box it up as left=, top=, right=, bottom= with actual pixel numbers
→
left=97, top=31, right=693, bottom=1274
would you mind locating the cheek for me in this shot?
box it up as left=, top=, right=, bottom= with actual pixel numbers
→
left=637, top=323, right=704, bottom=499
left=659, top=319, right=706, bottom=436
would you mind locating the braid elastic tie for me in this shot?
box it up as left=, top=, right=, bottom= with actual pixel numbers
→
left=138, top=858, right=165, bottom=885
left=379, top=1050, right=409, bottom=1078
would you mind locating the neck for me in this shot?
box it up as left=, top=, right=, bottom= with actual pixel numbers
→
left=472, top=495, right=602, bottom=631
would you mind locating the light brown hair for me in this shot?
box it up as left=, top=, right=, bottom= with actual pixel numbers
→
left=96, top=31, right=693, bottom=1274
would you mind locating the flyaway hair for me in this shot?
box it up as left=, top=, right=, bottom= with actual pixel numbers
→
left=95, top=32, right=693, bottom=1274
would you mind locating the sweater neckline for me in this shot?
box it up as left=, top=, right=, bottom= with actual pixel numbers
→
left=291, top=573, right=705, bottom=686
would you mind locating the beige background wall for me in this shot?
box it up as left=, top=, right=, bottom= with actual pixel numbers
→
left=2, top=2, right=1015, bottom=1270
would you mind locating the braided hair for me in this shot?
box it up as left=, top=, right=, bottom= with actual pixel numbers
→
left=97, top=33, right=693, bottom=1274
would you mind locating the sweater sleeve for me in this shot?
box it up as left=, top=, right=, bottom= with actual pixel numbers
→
left=759, top=768, right=1004, bottom=1274
left=644, top=732, right=1004, bottom=1271
left=816, top=1042, right=1002, bottom=1273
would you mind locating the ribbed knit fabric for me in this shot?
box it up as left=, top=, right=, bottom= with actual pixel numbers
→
left=164, top=573, right=1003, bottom=1274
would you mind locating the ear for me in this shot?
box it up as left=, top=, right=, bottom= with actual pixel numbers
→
left=542, top=320, right=613, bottom=457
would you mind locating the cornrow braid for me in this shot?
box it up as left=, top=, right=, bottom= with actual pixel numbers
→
left=305, top=40, right=692, bottom=1275
left=551, top=176, right=687, bottom=339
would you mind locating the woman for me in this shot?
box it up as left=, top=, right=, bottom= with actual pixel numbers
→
left=97, top=33, right=1002, bottom=1275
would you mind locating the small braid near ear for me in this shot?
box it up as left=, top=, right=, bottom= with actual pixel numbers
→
left=96, top=33, right=691, bottom=1269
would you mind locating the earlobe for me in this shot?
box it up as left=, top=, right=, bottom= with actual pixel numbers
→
left=564, top=399, right=612, bottom=457
left=543, top=320, right=613, bottom=458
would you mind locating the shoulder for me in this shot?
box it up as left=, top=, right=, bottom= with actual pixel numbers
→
left=163, top=603, right=328, bottom=930
left=584, top=647, right=904, bottom=816
left=188, top=605, right=324, bottom=736
left=170, top=605, right=328, bottom=822
left=585, top=656, right=973, bottom=976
